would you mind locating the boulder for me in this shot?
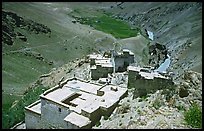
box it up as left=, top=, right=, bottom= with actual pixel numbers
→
left=179, top=87, right=189, bottom=98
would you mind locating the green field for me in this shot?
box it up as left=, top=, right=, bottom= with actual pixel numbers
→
left=73, top=14, right=140, bottom=39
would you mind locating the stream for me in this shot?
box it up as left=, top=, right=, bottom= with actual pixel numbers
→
left=147, top=30, right=154, bottom=40
left=154, top=54, right=171, bottom=73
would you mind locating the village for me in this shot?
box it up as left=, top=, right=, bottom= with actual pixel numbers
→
left=24, top=47, right=174, bottom=129
left=3, top=2, right=201, bottom=129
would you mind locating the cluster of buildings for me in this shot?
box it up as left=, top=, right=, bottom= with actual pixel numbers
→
left=25, top=48, right=173, bottom=129
left=25, top=78, right=127, bottom=129
left=90, top=49, right=134, bottom=80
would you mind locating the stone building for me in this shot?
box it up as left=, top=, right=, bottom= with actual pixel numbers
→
left=127, top=66, right=174, bottom=97
left=114, top=49, right=134, bottom=72
left=90, top=54, right=113, bottom=80
left=25, top=78, right=127, bottom=129
left=91, top=64, right=113, bottom=80
left=90, top=49, right=134, bottom=80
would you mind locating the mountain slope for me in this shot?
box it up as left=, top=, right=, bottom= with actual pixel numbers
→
left=102, top=2, right=202, bottom=79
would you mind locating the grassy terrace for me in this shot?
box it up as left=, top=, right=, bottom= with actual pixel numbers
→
left=73, top=13, right=140, bottom=39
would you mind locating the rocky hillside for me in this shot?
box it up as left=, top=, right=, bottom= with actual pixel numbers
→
left=93, top=69, right=202, bottom=129
left=2, top=10, right=51, bottom=46
left=101, top=2, right=202, bottom=79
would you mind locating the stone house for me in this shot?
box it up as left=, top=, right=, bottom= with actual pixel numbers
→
left=91, top=63, right=113, bottom=80
left=25, top=77, right=127, bottom=129
left=127, top=66, right=174, bottom=97
left=90, top=49, right=134, bottom=80
left=114, top=49, right=134, bottom=72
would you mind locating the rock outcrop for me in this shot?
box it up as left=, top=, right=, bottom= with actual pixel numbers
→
left=2, top=10, right=51, bottom=46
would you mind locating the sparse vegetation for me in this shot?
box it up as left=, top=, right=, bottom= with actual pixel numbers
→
left=2, top=85, right=49, bottom=129
left=138, top=98, right=142, bottom=102
left=95, top=121, right=101, bottom=127
left=176, top=104, right=185, bottom=111
left=140, top=94, right=148, bottom=101
left=2, top=52, right=52, bottom=121
left=152, top=98, right=163, bottom=110
left=120, top=103, right=130, bottom=114
left=184, top=103, right=202, bottom=128
left=104, top=115, right=109, bottom=120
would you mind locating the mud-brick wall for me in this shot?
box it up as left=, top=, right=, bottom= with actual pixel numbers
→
left=127, top=70, right=139, bottom=89
left=91, top=66, right=113, bottom=80
left=81, top=107, right=102, bottom=127
left=115, top=55, right=134, bottom=72
left=100, top=101, right=119, bottom=117
left=90, top=58, right=95, bottom=66
left=115, top=57, right=126, bottom=71
left=128, top=70, right=174, bottom=97
left=126, top=55, right=134, bottom=64
left=131, top=77, right=174, bottom=97
left=25, top=110, right=41, bottom=129
left=40, top=98, right=74, bottom=129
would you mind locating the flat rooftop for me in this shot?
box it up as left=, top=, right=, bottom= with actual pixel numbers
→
left=89, top=54, right=103, bottom=59
left=128, top=66, right=169, bottom=80
left=26, top=78, right=127, bottom=128
left=95, top=58, right=112, bottom=64
left=139, top=71, right=169, bottom=80
left=45, top=86, right=76, bottom=102
left=90, top=57, right=113, bottom=68
left=122, top=49, right=134, bottom=55
left=25, top=100, right=41, bottom=115
left=101, top=63, right=113, bottom=68
left=65, top=80, right=101, bottom=95
left=128, top=66, right=142, bottom=72
left=91, top=63, right=113, bottom=70
left=43, top=79, right=101, bottom=102
left=139, top=72, right=154, bottom=79
left=64, top=112, right=91, bottom=128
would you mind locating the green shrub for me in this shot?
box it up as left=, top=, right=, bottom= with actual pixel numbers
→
left=140, top=95, right=148, bottom=101
left=138, top=98, right=142, bottom=102
left=121, top=103, right=130, bottom=114
left=152, top=98, right=162, bottom=110
left=184, top=103, right=202, bottom=128
left=177, top=104, right=185, bottom=111
left=95, top=121, right=101, bottom=127
left=103, top=115, right=109, bottom=120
